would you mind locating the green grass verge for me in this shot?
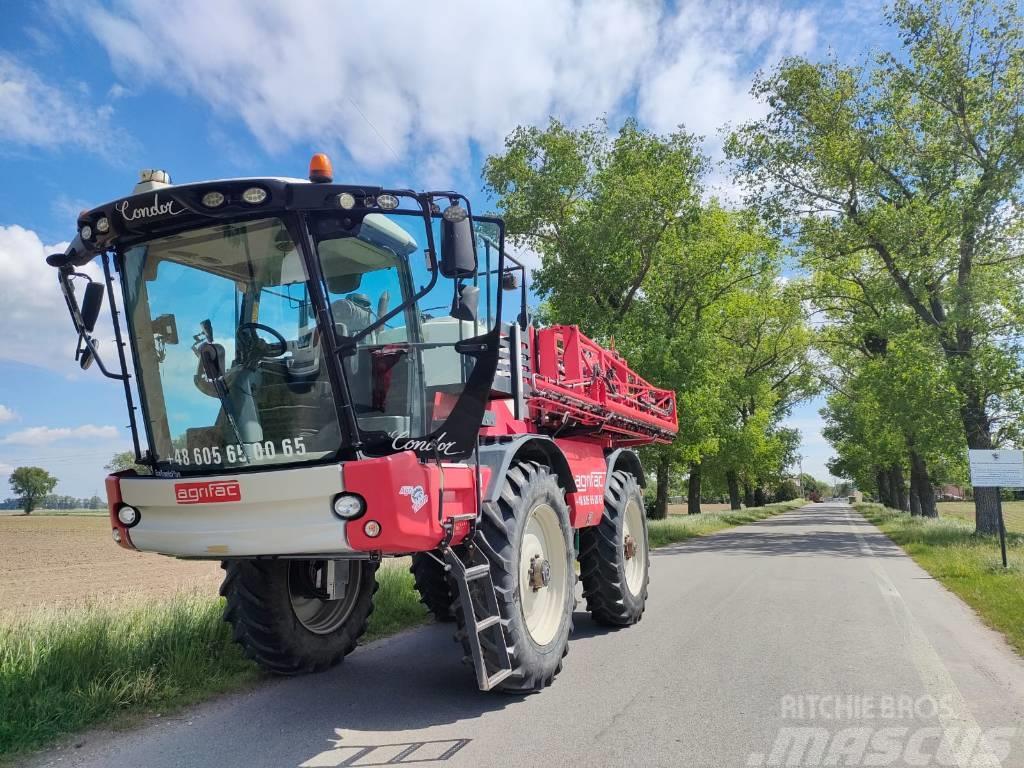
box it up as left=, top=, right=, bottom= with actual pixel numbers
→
left=936, top=500, right=1024, bottom=534
left=647, top=498, right=806, bottom=548
left=2, top=501, right=804, bottom=761
left=0, top=509, right=107, bottom=517
left=856, top=503, right=1024, bottom=658
left=0, top=567, right=425, bottom=761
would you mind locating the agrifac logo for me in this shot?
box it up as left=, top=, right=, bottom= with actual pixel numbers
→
left=174, top=480, right=242, bottom=505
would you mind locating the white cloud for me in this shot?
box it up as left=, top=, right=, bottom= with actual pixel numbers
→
left=0, top=405, right=15, bottom=423
left=71, top=0, right=818, bottom=185
left=638, top=2, right=817, bottom=144
left=1, top=424, right=121, bottom=446
left=0, top=55, right=126, bottom=152
left=0, top=224, right=116, bottom=373
left=0, top=462, right=13, bottom=476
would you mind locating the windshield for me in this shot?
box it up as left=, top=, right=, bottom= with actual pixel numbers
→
left=121, top=218, right=342, bottom=471
left=312, top=206, right=502, bottom=458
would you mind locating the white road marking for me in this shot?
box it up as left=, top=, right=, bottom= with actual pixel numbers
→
left=843, top=507, right=1003, bottom=768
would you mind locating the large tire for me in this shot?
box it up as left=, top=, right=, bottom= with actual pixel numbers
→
left=410, top=552, right=455, bottom=622
left=220, top=559, right=377, bottom=675
left=455, top=460, right=575, bottom=693
left=579, top=470, right=649, bottom=626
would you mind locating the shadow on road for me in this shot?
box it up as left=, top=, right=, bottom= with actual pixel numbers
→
left=109, top=623, right=531, bottom=766
left=570, top=610, right=621, bottom=639
left=652, top=504, right=903, bottom=560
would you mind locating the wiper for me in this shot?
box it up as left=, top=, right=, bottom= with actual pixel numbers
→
left=193, top=322, right=251, bottom=464
left=196, top=345, right=250, bottom=463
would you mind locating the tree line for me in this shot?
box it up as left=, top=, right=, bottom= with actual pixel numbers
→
left=483, top=121, right=817, bottom=517
left=483, top=0, right=1022, bottom=527
left=727, top=0, right=1023, bottom=532
left=4, top=453, right=138, bottom=514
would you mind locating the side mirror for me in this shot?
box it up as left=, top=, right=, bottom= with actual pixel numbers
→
left=450, top=284, right=479, bottom=322
left=80, top=282, right=105, bottom=332
left=440, top=208, right=477, bottom=279
left=152, top=314, right=179, bottom=345
left=199, top=342, right=225, bottom=380
left=80, top=340, right=97, bottom=370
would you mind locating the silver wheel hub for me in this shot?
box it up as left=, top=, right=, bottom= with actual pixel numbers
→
left=529, top=555, right=551, bottom=591
left=622, top=497, right=647, bottom=597
left=288, top=560, right=361, bottom=635
left=624, top=534, right=637, bottom=560
left=519, top=502, right=569, bottom=646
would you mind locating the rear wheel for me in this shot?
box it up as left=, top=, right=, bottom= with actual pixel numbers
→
left=579, top=471, right=649, bottom=626
left=455, top=460, right=575, bottom=693
left=410, top=552, right=455, bottom=622
left=220, top=559, right=377, bottom=674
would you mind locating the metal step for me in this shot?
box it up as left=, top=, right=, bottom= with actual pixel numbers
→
left=475, top=615, right=501, bottom=632
left=444, top=547, right=513, bottom=692
left=486, top=668, right=513, bottom=689
left=464, top=564, right=491, bottom=580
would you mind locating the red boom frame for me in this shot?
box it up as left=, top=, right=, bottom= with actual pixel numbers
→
left=528, top=325, right=677, bottom=447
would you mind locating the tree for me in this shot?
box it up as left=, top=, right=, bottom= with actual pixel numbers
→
left=483, top=117, right=706, bottom=339
left=484, top=118, right=809, bottom=517
left=105, top=450, right=150, bottom=475
left=727, top=0, right=1024, bottom=533
left=8, top=467, right=58, bottom=514
left=775, top=478, right=801, bottom=501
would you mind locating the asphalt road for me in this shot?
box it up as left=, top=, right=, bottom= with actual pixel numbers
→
left=28, top=503, right=1024, bottom=768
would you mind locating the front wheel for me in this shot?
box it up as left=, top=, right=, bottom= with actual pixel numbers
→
left=220, top=559, right=378, bottom=674
left=579, top=470, right=649, bottom=626
left=456, top=460, right=575, bottom=693
left=410, top=552, right=455, bottom=622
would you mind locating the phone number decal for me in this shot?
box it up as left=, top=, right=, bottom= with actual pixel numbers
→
left=173, top=437, right=307, bottom=466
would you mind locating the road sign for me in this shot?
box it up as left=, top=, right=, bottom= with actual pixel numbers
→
left=968, top=449, right=1024, bottom=488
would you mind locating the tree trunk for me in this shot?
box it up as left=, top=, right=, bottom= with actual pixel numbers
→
left=743, top=482, right=755, bottom=509
left=650, top=453, right=670, bottom=520
left=754, top=486, right=767, bottom=507
left=687, top=462, right=702, bottom=515
left=889, top=464, right=908, bottom=511
left=876, top=467, right=892, bottom=508
left=909, top=482, right=922, bottom=516
left=960, top=393, right=1000, bottom=534
left=727, top=470, right=742, bottom=510
left=909, top=450, right=938, bottom=518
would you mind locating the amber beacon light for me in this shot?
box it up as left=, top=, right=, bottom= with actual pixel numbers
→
left=309, top=153, right=333, bottom=183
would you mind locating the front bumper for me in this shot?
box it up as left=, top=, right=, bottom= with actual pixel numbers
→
left=117, top=465, right=349, bottom=558
left=107, top=453, right=485, bottom=559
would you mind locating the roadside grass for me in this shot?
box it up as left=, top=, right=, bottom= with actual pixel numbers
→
left=0, top=567, right=424, bottom=762
left=936, top=500, right=1024, bottom=534
left=2, top=501, right=803, bottom=761
left=856, top=503, right=1024, bottom=657
left=648, top=498, right=806, bottom=548
left=0, top=508, right=107, bottom=517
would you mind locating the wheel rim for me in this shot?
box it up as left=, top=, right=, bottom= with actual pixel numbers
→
left=519, top=502, right=569, bottom=646
left=623, top=496, right=647, bottom=596
left=288, top=561, right=362, bottom=635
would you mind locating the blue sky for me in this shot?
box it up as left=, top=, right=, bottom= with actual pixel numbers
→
left=0, top=1, right=894, bottom=497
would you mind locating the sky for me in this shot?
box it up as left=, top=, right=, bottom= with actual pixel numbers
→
left=0, top=0, right=895, bottom=497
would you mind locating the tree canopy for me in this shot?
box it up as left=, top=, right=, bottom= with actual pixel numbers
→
left=727, top=0, right=1024, bottom=532
left=8, top=466, right=58, bottom=515
left=484, top=118, right=815, bottom=515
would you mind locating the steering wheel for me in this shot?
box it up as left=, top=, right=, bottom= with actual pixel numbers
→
left=236, top=322, right=288, bottom=362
